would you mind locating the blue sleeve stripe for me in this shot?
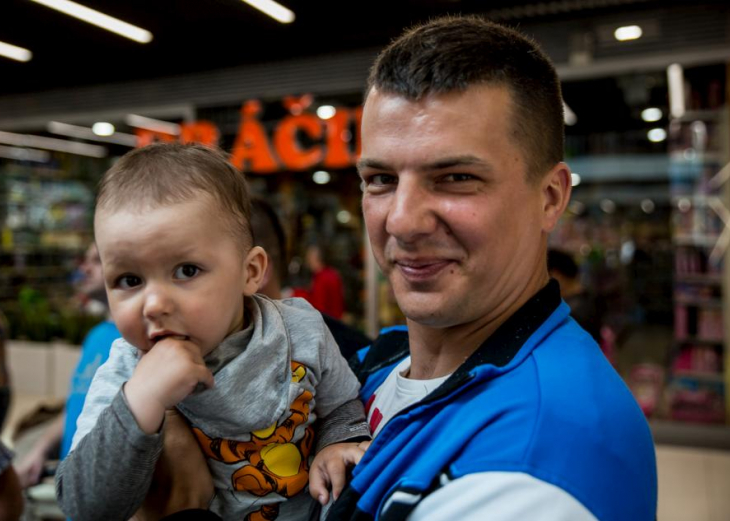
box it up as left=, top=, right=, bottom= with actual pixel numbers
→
left=356, top=346, right=370, bottom=362
left=380, top=325, right=408, bottom=334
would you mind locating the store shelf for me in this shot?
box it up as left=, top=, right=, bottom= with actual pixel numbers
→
left=675, top=109, right=724, bottom=123
left=675, top=297, right=724, bottom=308
left=676, top=337, right=725, bottom=345
left=674, top=274, right=724, bottom=285
left=672, top=370, right=725, bottom=383
left=651, top=419, right=730, bottom=450
left=673, top=234, right=721, bottom=247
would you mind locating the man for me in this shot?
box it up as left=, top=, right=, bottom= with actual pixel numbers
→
left=251, top=198, right=372, bottom=360
left=326, top=16, right=657, bottom=521
left=15, top=244, right=121, bottom=487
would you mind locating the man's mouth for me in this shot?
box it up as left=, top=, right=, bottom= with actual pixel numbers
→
left=393, top=258, right=454, bottom=280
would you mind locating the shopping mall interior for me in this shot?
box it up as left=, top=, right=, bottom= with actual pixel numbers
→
left=1, top=0, right=729, bottom=519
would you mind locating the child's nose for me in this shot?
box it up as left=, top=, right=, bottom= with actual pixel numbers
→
left=143, top=285, right=173, bottom=320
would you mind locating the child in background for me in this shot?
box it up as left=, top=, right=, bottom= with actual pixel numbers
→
left=55, top=143, right=369, bottom=521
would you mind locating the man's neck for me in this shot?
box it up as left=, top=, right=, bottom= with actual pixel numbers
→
left=406, top=272, right=549, bottom=380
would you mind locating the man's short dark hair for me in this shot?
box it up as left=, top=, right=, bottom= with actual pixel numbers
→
left=367, top=15, right=564, bottom=182
left=251, top=198, right=287, bottom=283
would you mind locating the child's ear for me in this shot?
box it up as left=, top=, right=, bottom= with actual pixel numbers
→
left=242, top=246, right=268, bottom=296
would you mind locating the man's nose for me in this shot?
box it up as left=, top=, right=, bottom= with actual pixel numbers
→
left=385, top=177, right=438, bottom=243
left=143, top=284, right=173, bottom=320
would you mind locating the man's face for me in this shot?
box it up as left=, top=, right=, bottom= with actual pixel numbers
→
left=359, top=85, right=561, bottom=328
left=78, top=243, right=105, bottom=298
left=94, top=196, right=249, bottom=357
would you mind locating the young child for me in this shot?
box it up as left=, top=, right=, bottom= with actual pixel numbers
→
left=55, top=143, right=370, bottom=521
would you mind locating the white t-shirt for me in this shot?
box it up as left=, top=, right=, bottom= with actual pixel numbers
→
left=366, top=357, right=449, bottom=437
left=366, top=357, right=597, bottom=521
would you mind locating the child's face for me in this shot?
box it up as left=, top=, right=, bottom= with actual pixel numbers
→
left=95, top=196, right=263, bottom=357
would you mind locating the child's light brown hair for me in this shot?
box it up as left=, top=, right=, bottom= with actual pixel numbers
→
left=95, top=143, right=253, bottom=248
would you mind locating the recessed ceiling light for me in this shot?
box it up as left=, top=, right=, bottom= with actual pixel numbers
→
left=92, top=122, right=115, bottom=137
left=317, top=106, right=336, bottom=120
left=337, top=210, right=351, bottom=224
left=641, top=199, right=655, bottom=214
left=614, top=25, right=643, bottom=42
left=313, top=170, right=330, bottom=184
left=600, top=199, right=616, bottom=214
left=641, top=108, right=662, bottom=122
left=648, top=128, right=667, bottom=143
left=48, top=121, right=137, bottom=146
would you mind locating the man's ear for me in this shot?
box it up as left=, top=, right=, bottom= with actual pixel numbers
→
left=242, top=246, right=268, bottom=296
left=541, top=162, right=572, bottom=233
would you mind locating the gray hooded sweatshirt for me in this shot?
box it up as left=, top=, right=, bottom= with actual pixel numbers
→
left=55, top=295, right=367, bottom=521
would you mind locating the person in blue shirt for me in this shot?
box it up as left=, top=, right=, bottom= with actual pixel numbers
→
left=15, top=243, right=120, bottom=487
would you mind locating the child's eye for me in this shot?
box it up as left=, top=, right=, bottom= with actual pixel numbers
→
left=117, top=275, right=142, bottom=289
left=174, top=264, right=200, bottom=280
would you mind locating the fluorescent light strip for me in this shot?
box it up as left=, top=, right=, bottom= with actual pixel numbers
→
left=0, top=145, right=50, bottom=163
left=667, top=63, right=685, bottom=119
left=0, top=130, right=107, bottom=158
left=0, top=40, right=32, bottom=62
left=242, top=0, right=295, bottom=23
left=125, top=114, right=181, bottom=135
left=48, top=121, right=137, bottom=146
left=29, top=0, right=152, bottom=43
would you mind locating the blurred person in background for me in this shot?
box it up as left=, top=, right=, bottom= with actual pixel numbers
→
left=0, top=311, right=10, bottom=430
left=252, top=198, right=371, bottom=360
left=14, top=243, right=121, bottom=488
left=0, top=441, right=22, bottom=521
left=305, top=244, right=345, bottom=320
left=548, top=249, right=601, bottom=341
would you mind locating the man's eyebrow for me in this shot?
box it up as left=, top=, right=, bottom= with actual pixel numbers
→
left=356, top=155, right=492, bottom=173
left=426, top=155, right=492, bottom=170
left=356, top=158, right=388, bottom=172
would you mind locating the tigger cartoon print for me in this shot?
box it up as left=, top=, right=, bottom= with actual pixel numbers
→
left=193, top=361, right=314, bottom=521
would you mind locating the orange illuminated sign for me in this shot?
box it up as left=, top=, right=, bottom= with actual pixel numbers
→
left=134, top=95, right=362, bottom=174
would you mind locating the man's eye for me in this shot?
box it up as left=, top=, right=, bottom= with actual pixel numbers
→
left=371, top=174, right=397, bottom=185
left=174, top=265, right=200, bottom=280
left=117, top=275, right=142, bottom=289
left=362, top=174, right=397, bottom=191
left=444, top=173, right=476, bottom=182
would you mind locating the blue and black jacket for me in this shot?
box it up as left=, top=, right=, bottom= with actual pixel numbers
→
left=329, top=280, right=657, bottom=521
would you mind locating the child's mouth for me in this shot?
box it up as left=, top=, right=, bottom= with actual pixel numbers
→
left=151, top=333, right=190, bottom=344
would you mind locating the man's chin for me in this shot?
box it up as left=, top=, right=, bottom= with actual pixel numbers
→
left=398, top=299, right=455, bottom=328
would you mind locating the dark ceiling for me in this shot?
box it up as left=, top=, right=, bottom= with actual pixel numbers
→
left=0, top=0, right=499, bottom=95
left=0, top=0, right=679, bottom=97
left=1, top=0, right=726, bottom=141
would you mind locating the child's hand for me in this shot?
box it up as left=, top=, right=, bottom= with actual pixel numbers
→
left=124, top=337, right=214, bottom=434
left=309, top=440, right=371, bottom=505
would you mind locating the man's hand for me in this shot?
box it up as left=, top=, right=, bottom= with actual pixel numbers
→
left=124, top=337, right=214, bottom=434
left=131, top=409, right=214, bottom=521
left=309, top=441, right=370, bottom=505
